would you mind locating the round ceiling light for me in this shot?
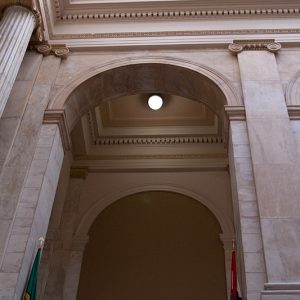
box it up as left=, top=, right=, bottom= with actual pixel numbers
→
left=148, top=95, right=163, bottom=110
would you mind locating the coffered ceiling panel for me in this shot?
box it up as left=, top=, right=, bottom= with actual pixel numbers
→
left=99, top=94, right=215, bottom=128
left=70, top=93, right=224, bottom=162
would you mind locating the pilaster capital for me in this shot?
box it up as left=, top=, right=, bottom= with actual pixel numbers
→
left=225, top=105, right=246, bottom=121
left=32, top=43, right=70, bottom=59
left=228, top=39, right=281, bottom=55
left=43, top=109, right=71, bottom=151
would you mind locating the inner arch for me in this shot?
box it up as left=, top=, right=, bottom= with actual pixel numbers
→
left=77, top=191, right=227, bottom=300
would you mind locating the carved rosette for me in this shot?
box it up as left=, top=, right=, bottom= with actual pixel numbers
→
left=228, top=39, right=281, bottom=54
left=33, top=43, right=70, bottom=59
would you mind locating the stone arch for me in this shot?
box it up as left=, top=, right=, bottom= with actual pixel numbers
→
left=48, top=56, right=242, bottom=132
left=286, top=70, right=300, bottom=105
left=75, top=185, right=234, bottom=239
left=77, top=189, right=229, bottom=299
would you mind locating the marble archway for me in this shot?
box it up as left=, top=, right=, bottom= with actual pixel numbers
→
left=39, top=57, right=238, bottom=299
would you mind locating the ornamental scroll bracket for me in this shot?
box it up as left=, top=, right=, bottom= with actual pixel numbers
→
left=31, top=43, right=70, bottom=59
left=228, top=39, right=281, bottom=54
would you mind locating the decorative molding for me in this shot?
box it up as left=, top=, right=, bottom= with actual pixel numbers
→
left=286, top=71, right=300, bottom=106
left=228, top=39, right=281, bottom=54
left=71, top=158, right=228, bottom=172
left=288, top=105, right=300, bottom=120
left=264, top=283, right=300, bottom=291
left=94, top=136, right=223, bottom=146
left=50, top=29, right=300, bottom=40
left=43, top=109, right=71, bottom=151
left=224, top=106, right=246, bottom=121
left=31, top=43, right=70, bottom=58
left=54, top=4, right=300, bottom=23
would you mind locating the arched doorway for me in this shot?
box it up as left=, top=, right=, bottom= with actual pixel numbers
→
left=40, top=57, right=239, bottom=299
left=77, top=191, right=227, bottom=299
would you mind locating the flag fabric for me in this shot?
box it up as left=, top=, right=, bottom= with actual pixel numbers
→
left=230, top=247, right=242, bottom=300
left=22, top=248, right=41, bottom=300
left=230, top=248, right=237, bottom=300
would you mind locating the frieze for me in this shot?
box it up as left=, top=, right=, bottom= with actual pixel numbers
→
left=49, top=28, right=300, bottom=40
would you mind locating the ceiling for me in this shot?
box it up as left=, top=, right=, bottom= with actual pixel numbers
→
left=2, top=0, right=299, bottom=48
left=70, top=93, right=226, bottom=166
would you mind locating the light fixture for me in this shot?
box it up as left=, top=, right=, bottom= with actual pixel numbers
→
left=148, top=95, right=163, bottom=110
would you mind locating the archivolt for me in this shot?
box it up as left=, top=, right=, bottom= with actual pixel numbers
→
left=75, top=185, right=234, bottom=239
left=48, top=56, right=242, bottom=131
left=286, top=70, right=300, bottom=106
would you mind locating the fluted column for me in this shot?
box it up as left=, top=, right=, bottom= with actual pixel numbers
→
left=0, top=5, right=36, bottom=118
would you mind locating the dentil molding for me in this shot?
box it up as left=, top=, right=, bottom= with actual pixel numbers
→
left=52, top=0, right=300, bottom=23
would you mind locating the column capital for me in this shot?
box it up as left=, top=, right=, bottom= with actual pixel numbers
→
left=228, top=39, right=281, bottom=55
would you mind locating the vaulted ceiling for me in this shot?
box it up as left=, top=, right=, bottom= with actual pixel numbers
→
left=70, top=93, right=226, bottom=167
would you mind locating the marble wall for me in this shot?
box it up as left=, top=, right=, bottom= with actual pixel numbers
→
left=1, top=46, right=300, bottom=299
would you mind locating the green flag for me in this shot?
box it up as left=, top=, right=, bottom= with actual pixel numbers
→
left=22, top=248, right=41, bottom=300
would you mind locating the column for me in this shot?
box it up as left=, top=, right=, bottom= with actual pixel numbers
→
left=0, top=5, right=37, bottom=118
left=229, top=40, right=300, bottom=299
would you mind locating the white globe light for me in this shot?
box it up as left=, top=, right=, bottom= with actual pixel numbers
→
left=148, top=95, right=163, bottom=110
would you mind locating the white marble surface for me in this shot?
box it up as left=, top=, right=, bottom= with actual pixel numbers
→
left=238, top=50, right=300, bottom=291
left=229, top=121, right=266, bottom=300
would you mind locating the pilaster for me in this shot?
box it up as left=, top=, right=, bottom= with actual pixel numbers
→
left=228, top=117, right=266, bottom=300
left=0, top=55, right=62, bottom=299
left=230, top=39, right=300, bottom=299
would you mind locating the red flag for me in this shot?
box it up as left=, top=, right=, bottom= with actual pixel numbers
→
left=230, top=246, right=237, bottom=300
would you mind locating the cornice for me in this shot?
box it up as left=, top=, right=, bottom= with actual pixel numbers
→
left=94, top=136, right=223, bottom=146
left=71, top=157, right=228, bottom=172
left=53, top=1, right=300, bottom=23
